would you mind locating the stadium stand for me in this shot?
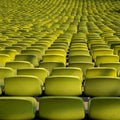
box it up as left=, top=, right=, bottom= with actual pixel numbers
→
left=0, top=0, right=120, bottom=119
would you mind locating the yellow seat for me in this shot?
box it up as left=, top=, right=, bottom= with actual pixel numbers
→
left=45, top=76, right=82, bottom=96
left=39, top=96, right=85, bottom=119
left=0, top=67, right=15, bottom=86
left=0, top=54, right=11, bottom=66
left=69, top=55, right=92, bottom=63
left=89, top=97, right=120, bottom=119
left=51, top=67, right=83, bottom=81
left=17, top=68, right=49, bottom=84
left=21, top=49, right=42, bottom=61
left=0, top=49, right=19, bottom=60
left=4, top=75, right=43, bottom=96
left=39, top=62, right=65, bottom=73
left=84, top=76, right=120, bottom=97
left=95, top=55, right=119, bottom=66
left=43, top=54, right=66, bottom=66
left=0, top=97, right=37, bottom=119
left=86, top=67, right=117, bottom=78
left=15, top=54, right=39, bottom=66
left=5, top=61, right=34, bottom=71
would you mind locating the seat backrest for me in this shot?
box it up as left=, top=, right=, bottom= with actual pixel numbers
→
left=39, top=62, right=65, bottom=73
left=0, top=97, right=37, bottom=119
left=92, top=49, right=113, bottom=61
left=5, top=61, right=34, bottom=70
left=95, top=55, right=119, bottom=66
left=39, top=96, right=85, bottom=119
left=45, top=76, right=82, bottom=96
left=86, top=67, right=117, bottom=78
left=100, top=62, right=120, bottom=77
left=68, top=62, right=94, bottom=77
left=69, top=55, right=92, bottom=63
left=4, top=75, right=42, bottom=96
left=88, top=97, right=120, bottom=119
left=21, top=49, right=42, bottom=61
left=17, top=68, right=49, bottom=84
left=0, top=67, right=15, bottom=86
left=51, top=67, right=83, bottom=81
left=43, top=54, right=66, bottom=66
left=84, top=76, right=120, bottom=97
left=15, top=54, right=39, bottom=66
left=0, top=54, right=11, bottom=66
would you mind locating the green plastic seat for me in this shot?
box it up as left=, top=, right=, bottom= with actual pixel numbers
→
left=92, top=49, right=114, bottom=61
left=0, top=54, right=11, bottom=66
left=70, top=43, right=88, bottom=48
left=114, top=45, right=120, bottom=54
left=39, top=96, right=85, bottom=119
left=5, top=45, right=24, bottom=52
left=45, top=49, right=66, bottom=57
left=89, top=97, right=120, bottom=119
left=39, top=62, right=65, bottom=73
left=51, top=67, right=83, bottom=81
left=5, top=61, right=34, bottom=70
left=100, top=62, right=120, bottom=77
left=21, top=49, right=42, bottom=61
left=69, top=49, right=90, bottom=56
left=26, top=46, right=46, bottom=55
left=45, top=76, right=82, bottom=96
left=95, top=55, right=119, bottom=66
left=4, top=75, right=42, bottom=96
left=0, top=67, right=15, bottom=86
left=12, top=43, right=30, bottom=48
left=68, top=62, right=94, bottom=77
left=84, top=76, right=120, bottom=97
left=86, top=67, right=117, bottom=78
left=43, top=54, right=66, bottom=66
left=31, top=43, right=49, bottom=50
left=0, top=49, right=19, bottom=60
left=17, top=68, right=49, bottom=84
left=69, top=55, right=92, bottom=63
left=0, top=97, right=37, bottom=119
left=15, top=54, right=39, bottom=66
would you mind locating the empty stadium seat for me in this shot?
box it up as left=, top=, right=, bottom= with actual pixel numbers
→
left=45, top=76, right=82, bottom=96
left=4, top=75, right=43, bottom=96
left=0, top=97, right=37, bottom=119
left=69, top=55, right=92, bottom=63
left=69, top=49, right=90, bottom=56
left=15, top=54, right=39, bottom=66
left=5, top=46, right=24, bottom=52
left=0, top=67, right=15, bottom=87
left=68, top=62, right=94, bottom=78
left=92, top=49, right=114, bottom=61
left=0, top=54, right=11, bottom=66
left=95, top=55, right=119, bottom=66
left=84, top=76, right=120, bottom=97
left=39, top=62, right=65, bottom=73
left=5, top=61, right=34, bottom=70
left=39, top=96, right=85, bottom=119
left=17, top=68, right=49, bottom=84
left=51, top=67, right=83, bottom=81
left=45, top=49, right=66, bottom=56
left=26, top=46, right=46, bottom=55
left=100, top=62, right=120, bottom=77
left=88, top=97, right=120, bottom=119
left=43, top=54, right=66, bottom=66
left=86, top=67, right=117, bottom=78
left=0, top=49, right=19, bottom=60
left=21, top=49, right=42, bottom=61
